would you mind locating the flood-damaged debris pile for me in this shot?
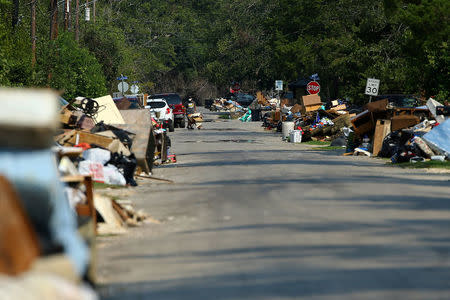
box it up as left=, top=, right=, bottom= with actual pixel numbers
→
left=256, top=90, right=449, bottom=164
left=0, top=88, right=172, bottom=299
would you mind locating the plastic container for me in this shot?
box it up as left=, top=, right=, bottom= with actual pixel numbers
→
left=282, top=122, right=295, bottom=140
left=290, top=130, right=302, bottom=143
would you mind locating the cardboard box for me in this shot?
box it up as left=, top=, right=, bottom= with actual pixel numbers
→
left=301, top=94, right=322, bottom=113
left=301, top=94, right=322, bottom=106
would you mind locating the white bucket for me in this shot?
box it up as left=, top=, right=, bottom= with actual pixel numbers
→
left=282, top=122, right=295, bottom=140
left=290, top=130, right=302, bottom=143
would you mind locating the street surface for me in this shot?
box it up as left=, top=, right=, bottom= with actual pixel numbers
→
left=98, top=109, right=450, bottom=300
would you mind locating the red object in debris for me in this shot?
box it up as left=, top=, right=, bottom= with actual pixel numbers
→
left=74, top=143, right=91, bottom=150
left=168, top=154, right=177, bottom=163
left=306, top=81, right=320, bottom=95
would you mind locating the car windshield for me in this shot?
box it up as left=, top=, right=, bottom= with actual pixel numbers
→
left=399, top=97, right=419, bottom=108
left=146, top=101, right=166, bottom=109
left=236, top=94, right=254, bottom=101
left=149, top=94, right=182, bottom=105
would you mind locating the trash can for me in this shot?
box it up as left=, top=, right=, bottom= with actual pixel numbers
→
left=251, top=109, right=261, bottom=121
left=290, top=130, right=302, bottom=143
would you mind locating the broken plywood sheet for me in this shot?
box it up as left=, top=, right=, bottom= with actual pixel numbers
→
left=114, top=109, right=154, bottom=173
left=94, top=95, right=125, bottom=125
left=119, top=109, right=150, bottom=125
left=94, top=194, right=127, bottom=235
left=373, top=119, right=391, bottom=156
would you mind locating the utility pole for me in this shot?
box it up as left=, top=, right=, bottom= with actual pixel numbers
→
left=31, top=0, right=36, bottom=68
left=50, top=0, right=58, bottom=40
left=75, top=0, right=80, bottom=41
left=12, top=0, right=19, bottom=29
left=93, top=0, right=96, bottom=23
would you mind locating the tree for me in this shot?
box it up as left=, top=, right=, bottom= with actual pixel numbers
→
left=35, top=33, right=107, bottom=99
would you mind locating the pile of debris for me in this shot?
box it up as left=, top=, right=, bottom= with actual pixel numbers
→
left=0, top=88, right=167, bottom=298
left=0, top=88, right=98, bottom=299
left=259, top=89, right=449, bottom=163
left=349, top=98, right=449, bottom=163
left=210, top=98, right=244, bottom=112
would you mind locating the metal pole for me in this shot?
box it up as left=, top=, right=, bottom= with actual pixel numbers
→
left=75, top=0, right=79, bottom=41
left=31, top=0, right=36, bottom=68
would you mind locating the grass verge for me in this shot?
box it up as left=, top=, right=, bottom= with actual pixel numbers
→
left=304, top=140, right=331, bottom=146
left=392, top=160, right=450, bottom=169
left=311, top=146, right=346, bottom=151
left=93, top=182, right=126, bottom=189
left=218, top=114, right=231, bottom=119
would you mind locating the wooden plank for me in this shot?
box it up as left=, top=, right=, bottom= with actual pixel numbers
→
left=303, top=104, right=323, bottom=113
left=136, top=174, right=174, bottom=183
left=373, top=119, right=391, bottom=156
left=67, top=130, right=114, bottom=148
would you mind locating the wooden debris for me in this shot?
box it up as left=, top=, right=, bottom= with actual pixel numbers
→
left=136, top=174, right=174, bottom=183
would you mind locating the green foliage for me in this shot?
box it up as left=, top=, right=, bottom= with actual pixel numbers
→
left=0, top=0, right=448, bottom=102
left=0, top=1, right=32, bottom=86
left=35, top=33, right=107, bottom=99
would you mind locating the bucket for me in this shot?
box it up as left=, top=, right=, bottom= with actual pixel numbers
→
left=282, top=122, right=295, bottom=140
left=290, top=130, right=302, bottom=143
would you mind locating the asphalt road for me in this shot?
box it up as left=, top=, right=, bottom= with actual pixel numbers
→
left=97, top=109, right=450, bottom=300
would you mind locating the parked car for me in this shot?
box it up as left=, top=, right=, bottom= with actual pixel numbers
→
left=145, top=98, right=174, bottom=132
left=373, top=94, right=422, bottom=108
left=148, top=93, right=186, bottom=128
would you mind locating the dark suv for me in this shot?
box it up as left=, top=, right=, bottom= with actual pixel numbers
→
left=148, top=93, right=186, bottom=128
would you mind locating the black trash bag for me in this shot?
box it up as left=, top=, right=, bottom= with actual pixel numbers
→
left=379, top=131, right=413, bottom=158
left=331, top=135, right=347, bottom=147
left=276, top=121, right=283, bottom=132
left=106, top=153, right=138, bottom=186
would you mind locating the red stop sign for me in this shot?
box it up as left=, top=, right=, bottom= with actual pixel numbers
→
left=306, top=81, right=320, bottom=95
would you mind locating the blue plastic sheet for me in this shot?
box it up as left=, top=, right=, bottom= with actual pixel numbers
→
left=423, top=119, right=450, bottom=157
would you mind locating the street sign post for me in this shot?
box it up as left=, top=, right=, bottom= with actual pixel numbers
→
left=275, top=80, right=283, bottom=91
left=118, top=81, right=129, bottom=93
left=306, top=81, right=320, bottom=95
left=130, top=84, right=139, bottom=94
left=365, top=78, right=380, bottom=96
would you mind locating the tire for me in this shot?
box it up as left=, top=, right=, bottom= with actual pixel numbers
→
left=179, top=117, right=186, bottom=128
left=169, top=120, right=175, bottom=132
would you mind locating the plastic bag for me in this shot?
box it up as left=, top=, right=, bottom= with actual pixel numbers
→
left=82, top=148, right=111, bottom=165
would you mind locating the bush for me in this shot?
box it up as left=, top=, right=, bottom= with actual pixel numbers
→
left=35, top=33, right=107, bottom=100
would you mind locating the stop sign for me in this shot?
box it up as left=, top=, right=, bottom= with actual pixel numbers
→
left=306, top=81, right=320, bottom=95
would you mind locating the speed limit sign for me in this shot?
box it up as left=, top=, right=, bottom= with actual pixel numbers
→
left=365, top=78, right=380, bottom=96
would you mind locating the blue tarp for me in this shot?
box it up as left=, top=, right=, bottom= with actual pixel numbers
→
left=423, top=119, right=450, bottom=158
